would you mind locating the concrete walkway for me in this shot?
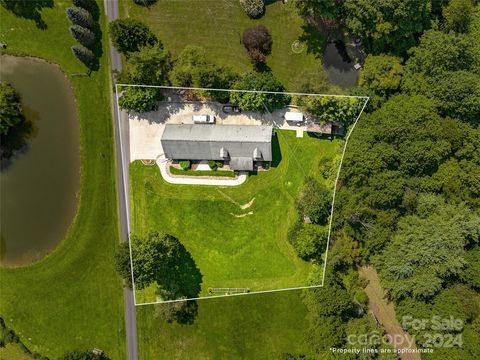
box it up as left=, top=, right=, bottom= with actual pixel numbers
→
left=157, top=158, right=247, bottom=186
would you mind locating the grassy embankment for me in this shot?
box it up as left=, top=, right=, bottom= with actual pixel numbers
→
left=0, top=1, right=125, bottom=358
left=125, top=0, right=328, bottom=91
left=130, top=130, right=340, bottom=304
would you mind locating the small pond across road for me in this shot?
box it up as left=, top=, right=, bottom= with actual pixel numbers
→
left=0, top=55, right=80, bottom=266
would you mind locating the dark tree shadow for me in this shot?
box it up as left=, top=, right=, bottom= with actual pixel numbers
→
left=173, top=244, right=203, bottom=299
left=154, top=299, right=199, bottom=325
left=89, top=19, right=103, bottom=65
left=270, top=132, right=282, bottom=168
left=156, top=241, right=203, bottom=300
left=0, top=0, right=53, bottom=29
left=253, top=61, right=271, bottom=73
left=299, top=24, right=327, bottom=59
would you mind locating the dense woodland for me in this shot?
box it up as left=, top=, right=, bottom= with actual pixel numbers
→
left=293, top=0, right=480, bottom=359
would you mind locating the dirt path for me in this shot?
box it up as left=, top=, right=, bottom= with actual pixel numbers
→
left=359, top=266, right=420, bottom=360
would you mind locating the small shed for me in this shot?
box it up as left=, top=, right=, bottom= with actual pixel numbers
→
left=284, top=111, right=303, bottom=122
left=307, top=121, right=344, bottom=135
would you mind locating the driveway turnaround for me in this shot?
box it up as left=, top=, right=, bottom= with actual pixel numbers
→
left=156, top=158, right=247, bottom=186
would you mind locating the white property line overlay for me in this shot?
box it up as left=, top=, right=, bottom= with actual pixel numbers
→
left=114, top=84, right=369, bottom=306
left=115, top=86, right=138, bottom=305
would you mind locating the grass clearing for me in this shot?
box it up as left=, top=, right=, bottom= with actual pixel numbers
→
left=130, top=130, right=340, bottom=303
left=125, top=0, right=328, bottom=91
left=0, top=1, right=125, bottom=358
left=137, top=289, right=310, bottom=359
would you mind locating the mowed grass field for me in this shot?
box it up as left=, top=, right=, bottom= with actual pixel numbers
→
left=136, top=289, right=311, bottom=360
left=130, top=130, right=339, bottom=303
left=0, top=1, right=125, bottom=358
left=125, top=0, right=328, bottom=91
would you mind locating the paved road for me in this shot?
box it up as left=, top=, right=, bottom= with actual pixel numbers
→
left=104, top=1, right=138, bottom=359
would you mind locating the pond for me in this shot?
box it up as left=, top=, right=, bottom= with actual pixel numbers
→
left=0, top=55, right=80, bottom=266
left=323, top=40, right=359, bottom=88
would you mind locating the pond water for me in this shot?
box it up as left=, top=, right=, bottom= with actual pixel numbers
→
left=0, top=55, right=80, bottom=266
left=323, top=41, right=359, bottom=88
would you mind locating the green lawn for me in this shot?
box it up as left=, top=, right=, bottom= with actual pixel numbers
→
left=0, top=1, right=125, bottom=358
left=125, top=0, right=328, bottom=91
left=130, top=131, right=339, bottom=303
left=137, top=289, right=311, bottom=360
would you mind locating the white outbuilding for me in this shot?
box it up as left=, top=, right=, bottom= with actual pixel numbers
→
left=284, top=111, right=304, bottom=122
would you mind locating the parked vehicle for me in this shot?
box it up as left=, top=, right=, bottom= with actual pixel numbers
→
left=222, top=105, right=240, bottom=113
left=193, top=114, right=216, bottom=124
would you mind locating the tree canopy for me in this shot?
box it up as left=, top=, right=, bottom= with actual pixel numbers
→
left=108, top=18, right=157, bottom=55
left=375, top=194, right=480, bottom=301
left=118, top=87, right=159, bottom=113
left=118, top=44, right=172, bottom=85
left=358, top=54, right=403, bottom=108
left=343, top=0, right=432, bottom=54
left=115, top=231, right=202, bottom=300
left=0, top=82, right=24, bottom=136
left=230, top=71, right=289, bottom=112
left=442, top=0, right=475, bottom=33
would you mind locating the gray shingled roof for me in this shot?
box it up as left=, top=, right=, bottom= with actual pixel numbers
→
left=161, top=124, right=273, bottom=170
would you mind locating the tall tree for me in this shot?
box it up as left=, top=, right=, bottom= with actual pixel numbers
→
left=442, top=0, right=475, bottom=33
left=119, top=45, right=172, bottom=85
left=358, top=54, right=403, bottom=107
left=108, top=18, right=157, bottom=55
left=0, top=82, right=24, bottom=136
left=66, top=6, right=93, bottom=29
left=115, top=231, right=202, bottom=299
left=230, top=71, right=289, bottom=112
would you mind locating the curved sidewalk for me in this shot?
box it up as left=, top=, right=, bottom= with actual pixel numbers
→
left=157, top=158, right=247, bottom=186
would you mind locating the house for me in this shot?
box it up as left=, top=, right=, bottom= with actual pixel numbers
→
left=161, top=124, right=273, bottom=171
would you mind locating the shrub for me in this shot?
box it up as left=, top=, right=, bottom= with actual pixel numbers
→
left=208, top=160, right=217, bottom=170
left=242, top=25, right=272, bottom=64
left=71, top=44, right=96, bottom=69
left=207, top=160, right=223, bottom=170
left=240, top=0, right=265, bottom=19
left=69, top=25, right=95, bottom=48
left=133, top=0, right=158, bottom=6
left=296, top=176, right=332, bottom=225
left=66, top=6, right=93, bottom=28
left=179, top=160, right=191, bottom=170
left=118, top=87, right=159, bottom=112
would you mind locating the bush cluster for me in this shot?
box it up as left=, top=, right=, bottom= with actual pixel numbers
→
left=240, top=0, right=265, bottom=19
left=208, top=160, right=223, bottom=170
left=66, top=0, right=100, bottom=70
